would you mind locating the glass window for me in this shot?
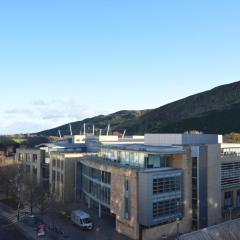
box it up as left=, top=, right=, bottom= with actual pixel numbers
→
left=52, top=159, right=56, bottom=167
left=124, top=196, right=130, bottom=220
left=57, top=160, right=60, bottom=168
left=125, top=177, right=129, bottom=192
left=52, top=170, right=56, bottom=180
left=153, top=176, right=181, bottom=195
left=32, top=154, right=37, bottom=163
left=152, top=198, right=182, bottom=219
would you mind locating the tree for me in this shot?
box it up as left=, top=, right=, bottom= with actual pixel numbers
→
left=0, top=164, right=18, bottom=199
left=21, top=174, right=42, bottom=214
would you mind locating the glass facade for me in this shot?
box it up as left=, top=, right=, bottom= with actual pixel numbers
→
left=221, top=147, right=240, bottom=157
left=99, top=148, right=171, bottom=169
left=153, top=198, right=181, bottom=219
left=151, top=172, right=183, bottom=223
left=153, top=176, right=180, bottom=194
left=221, top=162, right=240, bottom=189
left=124, top=177, right=130, bottom=220
left=81, top=164, right=111, bottom=207
left=192, top=157, right=198, bottom=230
left=224, top=191, right=233, bottom=208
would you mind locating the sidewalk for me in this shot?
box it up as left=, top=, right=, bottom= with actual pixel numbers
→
left=0, top=200, right=130, bottom=240
left=0, top=202, right=51, bottom=240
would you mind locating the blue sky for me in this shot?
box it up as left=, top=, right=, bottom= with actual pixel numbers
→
left=1, top=0, right=240, bottom=134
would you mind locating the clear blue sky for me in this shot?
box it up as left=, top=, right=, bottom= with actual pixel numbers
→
left=1, top=0, right=240, bottom=134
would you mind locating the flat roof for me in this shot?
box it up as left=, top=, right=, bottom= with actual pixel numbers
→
left=102, top=144, right=185, bottom=154
left=36, top=143, right=86, bottom=148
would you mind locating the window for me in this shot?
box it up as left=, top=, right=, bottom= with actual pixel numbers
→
left=26, top=165, right=30, bottom=173
left=26, top=153, right=31, bottom=162
left=52, top=170, right=56, bottom=180
left=152, top=199, right=181, bottom=219
left=124, top=196, right=130, bottom=220
left=147, top=155, right=170, bottom=168
left=57, top=160, right=60, bottom=168
left=153, top=176, right=181, bottom=195
left=101, top=171, right=111, bottom=184
left=125, top=177, right=129, bottom=192
left=19, top=153, right=24, bottom=161
left=52, top=159, right=56, bottom=167
left=224, top=191, right=233, bottom=208
left=32, top=154, right=37, bottom=163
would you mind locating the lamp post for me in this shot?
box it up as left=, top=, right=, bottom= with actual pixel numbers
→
left=176, top=201, right=180, bottom=239
left=229, top=207, right=233, bottom=220
left=176, top=217, right=180, bottom=240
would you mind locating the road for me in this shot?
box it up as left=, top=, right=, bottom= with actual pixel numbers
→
left=0, top=216, right=27, bottom=240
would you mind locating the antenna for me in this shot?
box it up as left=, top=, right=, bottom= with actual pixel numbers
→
left=58, top=130, right=62, bottom=138
left=69, top=124, right=73, bottom=136
left=107, top=124, right=110, bottom=136
left=92, top=124, right=95, bottom=136
left=83, top=123, right=86, bottom=135
left=122, top=129, right=126, bottom=139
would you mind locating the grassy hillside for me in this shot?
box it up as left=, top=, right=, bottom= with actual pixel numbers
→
left=37, top=81, right=240, bottom=136
left=116, top=81, right=240, bottom=134
left=37, top=110, right=150, bottom=136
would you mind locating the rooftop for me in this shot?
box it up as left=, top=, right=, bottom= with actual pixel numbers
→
left=180, top=218, right=240, bottom=240
left=102, top=144, right=185, bottom=154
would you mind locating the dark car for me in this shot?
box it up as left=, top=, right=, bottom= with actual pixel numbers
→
left=22, top=214, right=44, bottom=227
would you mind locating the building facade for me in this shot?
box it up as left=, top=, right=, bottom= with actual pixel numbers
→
left=16, top=148, right=48, bottom=186
left=49, top=152, right=85, bottom=202
left=75, top=134, right=224, bottom=240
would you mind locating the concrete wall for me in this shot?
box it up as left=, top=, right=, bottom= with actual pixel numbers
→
left=206, top=144, right=222, bottom=226
left=171, top=152, right=192, bottom=233
left=142, top=220, right=188, bottom=240
left=145, top=134, right=222, bottom=146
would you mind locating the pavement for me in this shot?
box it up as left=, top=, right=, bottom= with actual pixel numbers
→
left=0, top=215, right=27, bottom=240
left=0, top=200, right=130, bottom=240
left=0, top=202, right=50, bottom=240
left=43, top=201, right=130, bottom=240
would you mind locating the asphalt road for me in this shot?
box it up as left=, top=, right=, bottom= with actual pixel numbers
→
left=0, top=216, right=27, bottom=240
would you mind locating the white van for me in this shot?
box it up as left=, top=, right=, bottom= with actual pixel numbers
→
left=71, top=209, right=93, bottom=230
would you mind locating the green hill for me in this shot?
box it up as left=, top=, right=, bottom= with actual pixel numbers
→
left=37, top=81, right=240, bottom=136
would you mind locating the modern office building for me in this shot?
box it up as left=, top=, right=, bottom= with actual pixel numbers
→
left=49, top=151, right=86, bottom=202
left=16, top=135, right=143, bottom=203
left=220, top=143, right=240, bottom=211
left=17, top=133, right=240, bottom=239
left=16, top=142, right=86, bottom=190
left=75, top=133, right=225, bottom=240
left=16, top=148, right=47, bottom=185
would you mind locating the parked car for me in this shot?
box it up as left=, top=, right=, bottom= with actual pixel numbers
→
left=22, top=214, right=44, bottom=227
left=71, top=209, right=93, bottom=230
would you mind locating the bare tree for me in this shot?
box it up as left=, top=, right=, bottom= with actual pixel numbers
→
left=0, top=164, right=18, bottom=199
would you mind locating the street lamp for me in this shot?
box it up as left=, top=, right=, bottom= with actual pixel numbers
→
left=176, top=201, right=180, bottom=240
left=176, top=217, right=180, bottom=240
left=229, top=207, right=233, bottom=220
